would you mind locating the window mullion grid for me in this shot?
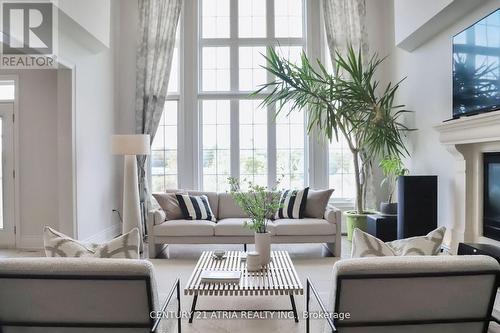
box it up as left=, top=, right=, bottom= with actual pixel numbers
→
left=197, top=0, right=310, bottom=190
left=230, top=0, right=240, bottom=181
left=198, top=100, right=204, bottom=190
left=266, top=0, right=277, bottom=188
left=230, top=100, right=240, bottom=180
left=268, top=103, right=277, bottom=188
left=162, top=115, right=167, bottom=190
left=303, top=109, right=309, bottom=187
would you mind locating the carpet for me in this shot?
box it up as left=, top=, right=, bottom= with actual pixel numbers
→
left=151, top=256, right=337, bottom=333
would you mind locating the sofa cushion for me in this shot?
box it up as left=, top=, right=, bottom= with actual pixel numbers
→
left=218, top=193, right=249, bottom=219
left=165, top=189, right=219, bottom=217
left=304, top=189, right=334, bottom=218
left=153, top=220, right=215, bottom=237
left=176, top=194, right=216, bottom=221
left=215, top=218, right=276, bottom=236
left=152, top=192, right=185, bottom=221
left=273, top=218, right=335, bottom=236
left=43, top=227, right=140, bottom=259
left=275, top=188, right=309, bottom=219
left=351, top=227, right=446, bottom=258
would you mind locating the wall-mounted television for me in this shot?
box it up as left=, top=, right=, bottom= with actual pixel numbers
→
left=453, top=9, right=500, bottom=118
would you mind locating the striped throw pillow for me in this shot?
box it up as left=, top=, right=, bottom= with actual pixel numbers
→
left=275, top=187, right=309, bottom=219
left=176, top=194, right=216, bottom=221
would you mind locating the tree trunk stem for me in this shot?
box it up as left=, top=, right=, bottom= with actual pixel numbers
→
left=352, top=150, right=363, bottom=214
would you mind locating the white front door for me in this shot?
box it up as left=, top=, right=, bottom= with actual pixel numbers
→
left=0, top=102, right=15, bottom=246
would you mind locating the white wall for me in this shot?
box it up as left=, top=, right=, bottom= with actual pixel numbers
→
left=390, top=0, right=500, bottom=247
left=394, top=0, right=452, bottom=45
left=56, top=68, right=76, bottom=237
left=57, top=0, right=111, bottom=47
left=364, top=0, right=395, bottom=208
left=58, top=0, right=122, bottom=242
left=117, top=0, right=139, bottom=135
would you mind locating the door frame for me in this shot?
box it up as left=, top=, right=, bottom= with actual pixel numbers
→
left=0, top=74, right=18, bottom=247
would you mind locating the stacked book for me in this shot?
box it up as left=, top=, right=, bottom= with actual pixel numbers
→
left=200, top=270, right=241, bottom=284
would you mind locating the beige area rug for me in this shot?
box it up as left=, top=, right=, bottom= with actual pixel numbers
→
left=151, top=254, right=500, bottom=333
left=151, top=256, right=337, bottom=333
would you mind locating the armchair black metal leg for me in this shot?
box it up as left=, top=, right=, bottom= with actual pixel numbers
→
left=152, top=278, right=181, bottom=333
left=307, top=278, right=336, bottom=332
left=290, top=294, right=299, bottom=323
left=306, top=282, right=310, bottom=333
left=177, top=280, right=181, bottom=333
left=189, top=295, right=198, bottom=323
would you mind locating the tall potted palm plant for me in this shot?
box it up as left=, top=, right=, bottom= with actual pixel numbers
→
left=255, top=45, right=412, bottom=240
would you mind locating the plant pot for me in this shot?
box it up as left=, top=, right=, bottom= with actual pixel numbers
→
left=379, top=202, right=398, bottom=216
left=254, top=231, right=271, bottom=266
left=345, top=210, right=377, bottom=241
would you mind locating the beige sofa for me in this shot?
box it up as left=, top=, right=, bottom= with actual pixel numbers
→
left=147, top=190, right=342, bottom=258
left=307, top=255, right=500, bottom=332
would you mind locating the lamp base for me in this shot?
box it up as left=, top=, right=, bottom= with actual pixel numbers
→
left=123, top=155, right=143, bottom=251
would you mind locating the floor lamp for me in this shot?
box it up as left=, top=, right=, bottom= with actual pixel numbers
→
left=112, top=134, right=150, bottom=250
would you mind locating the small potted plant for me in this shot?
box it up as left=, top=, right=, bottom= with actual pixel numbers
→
left=379, top=156, right=409, bottom=215
left=228, top=177, right=282, bottom=266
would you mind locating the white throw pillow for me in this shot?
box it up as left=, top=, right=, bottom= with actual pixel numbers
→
left=43, top=226, right=140, bottom=259
left=351, top=226, right=446, bottom=258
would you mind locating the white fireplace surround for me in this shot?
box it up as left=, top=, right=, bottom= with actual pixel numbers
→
left=435, top=110, right=500, bottom=250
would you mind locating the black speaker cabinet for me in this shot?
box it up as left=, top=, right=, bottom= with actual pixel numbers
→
left=397, top=175, right=438, bottom=239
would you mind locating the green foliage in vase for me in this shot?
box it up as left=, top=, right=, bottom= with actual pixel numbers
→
left=379, top=156, right=409, bottom=203
left=228, top=177, right=282, bottom=233
left=254, top=44, right=413, bottom=214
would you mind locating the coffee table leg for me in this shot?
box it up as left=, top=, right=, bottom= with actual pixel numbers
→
left=289, top=294, right=299, bottom=323
left=189, top=295, right=198, bottom=323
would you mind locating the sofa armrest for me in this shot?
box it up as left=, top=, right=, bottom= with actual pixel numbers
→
left=147, top=209, right=166, bottom=259
left=148, top=209, right=166, bottom=229
left=324, top=205, right=341, bottom=225
left=324, top=205, right=342, bottom=257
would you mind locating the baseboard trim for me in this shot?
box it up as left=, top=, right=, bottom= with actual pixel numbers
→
left=17, top=224, right=122, bottom=250
left=19, top=235, right=43, bottom=250
left=82, top=223, right=121, bottom=244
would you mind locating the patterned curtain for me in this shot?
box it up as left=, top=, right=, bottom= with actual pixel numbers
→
left=322, top=0, right=368, bottom=63
left=135, top=0, right=182, bottom=232
left=322, top=0, right=376, bottom=209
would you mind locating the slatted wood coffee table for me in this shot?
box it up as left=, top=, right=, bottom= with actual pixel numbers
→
left=185, top=250, right=303, bottom=323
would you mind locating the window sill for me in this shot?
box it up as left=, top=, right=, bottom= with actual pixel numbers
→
left=329, top=199, right=354, bottom=210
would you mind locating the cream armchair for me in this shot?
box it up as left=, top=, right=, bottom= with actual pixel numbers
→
left=306, top=255, right=500, bottom=333
left=0, top=258, right=181, bottom=333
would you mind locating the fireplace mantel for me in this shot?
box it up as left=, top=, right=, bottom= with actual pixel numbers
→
left=434, top=111, right=500, bottom=145
left=434, top=110, right=500, bottom=251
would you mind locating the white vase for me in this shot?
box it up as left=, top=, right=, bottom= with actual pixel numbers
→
left=254, top=231, right=271, bottom=266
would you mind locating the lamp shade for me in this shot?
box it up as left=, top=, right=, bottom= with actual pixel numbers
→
left=112, top=134, right=151, bottom=155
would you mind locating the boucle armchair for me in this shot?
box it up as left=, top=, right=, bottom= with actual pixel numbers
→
left=306, top=255, right=500, bottom=332
left=0, top=258, right=180, bottom=333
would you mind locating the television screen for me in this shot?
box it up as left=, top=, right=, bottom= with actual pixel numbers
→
left=453, top=9, right=500, bottom=118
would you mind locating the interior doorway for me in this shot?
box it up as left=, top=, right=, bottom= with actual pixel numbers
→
left=0, top=99, right=15, bottom=247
